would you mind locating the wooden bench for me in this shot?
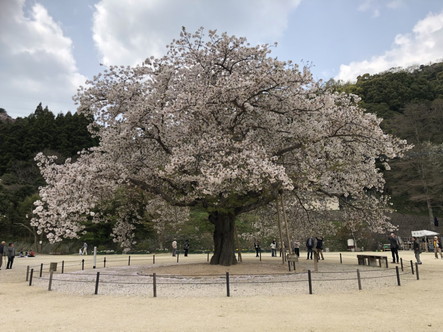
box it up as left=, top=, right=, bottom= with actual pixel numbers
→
left=357, top=254, right=388, bottom=268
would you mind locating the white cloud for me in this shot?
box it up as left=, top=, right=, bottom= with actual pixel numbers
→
left=92, top=0, right=301, bottom=67
left=0, top=0, right=86, bottom=117
left=358, top=0, right=404, bottom=17
left=336, top=11, right=443, bottom=82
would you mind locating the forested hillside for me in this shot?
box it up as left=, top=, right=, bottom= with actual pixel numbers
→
left=0, top=103, right=97, bottom=241
left=331, top=61, right=443, bottom=225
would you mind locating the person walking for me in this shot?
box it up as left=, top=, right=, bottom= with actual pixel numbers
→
left=6, top=242, right=16, bottom=269
left=82, top=242, right=88, bottom=255
left=270, top=240, right=277, bottom=257
left=412, top=237, right=422, bottom=264
left=0, top=241, right=5, bottom=270
left=315, top=236, right=324, bottom=260
left=388, top=233, right=400, bottom=263
left=433, top=236, right=442, bottom=259
left=172, top=240, right=177, bottom=257
left=306, top=236, right=314, bottom=260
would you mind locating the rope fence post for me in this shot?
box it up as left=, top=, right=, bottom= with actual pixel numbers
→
left=357, top=269, right=362, bottom=290
left=128, top=256, right=131, bottom=266
left=94, top=272, right=100, bottom=295
left=39, top=263, right=43, bottom=277
left=26, top=265, right=30, bottom=281
left=153, top=273, right=157, bottom=298
left=48, top=270, right=53, bottom=291
left=153, top=254, right=155, bottom=265
left=308, top=270, right=313, bottom=294
left=82, top=259, right=85, bottom=270
left=415, top=263, right=420, bottom=280
left=29, top=268, right=34, bottom=286
left=177, top=252, right=179, bottom=263
left=104, top=257, right=106, bottom=268
left=226, top=272, right=230, bottom=297
left=61, top=261, right=64, bottom=274
left=400, top=258, right=404, bottom=271
left=340, top=253, right=342, bottom=264
left=259, top=250, right=262, bottom=261
left=410, top=260, right=414, bottom=275
left=207, top=252, right=210, bottom=262
left=396, top=266, right=401, bottom=286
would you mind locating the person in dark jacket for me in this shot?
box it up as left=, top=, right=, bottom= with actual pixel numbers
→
left=183, top=240, right=190, bottom=257
left=306, top=237, right=315, bottom=260
left=412, top=237, right=422, bottom=264
left=0, top=241, right=5, bottom=269
left=315, top=236, right=324, bottom=260
left=6, top=242, right=16, bottom=269
left=388, top=233, right=400, bottom=263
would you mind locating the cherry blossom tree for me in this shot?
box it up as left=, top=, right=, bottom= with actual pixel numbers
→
left=32, top=28, right=409, bottom=265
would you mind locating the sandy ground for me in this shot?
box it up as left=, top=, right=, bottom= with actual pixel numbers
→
left=1, top=251, right=443, bottom=332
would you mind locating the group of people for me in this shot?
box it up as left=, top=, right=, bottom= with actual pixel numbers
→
left=389, top=232, right=443, bottom=265
left=0, top=241, right=16, bottom=270
left=171, top=239, right=190, bottom=257
left=252, top=236, right=325, bottom=259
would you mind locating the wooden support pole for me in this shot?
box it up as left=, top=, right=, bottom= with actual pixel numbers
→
left=48, top=271, right=53, bottom=291
left=357, top=269, right=362, bottom=290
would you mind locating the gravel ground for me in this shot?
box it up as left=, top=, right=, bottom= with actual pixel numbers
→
left=30, top=255, right=417, bottom=297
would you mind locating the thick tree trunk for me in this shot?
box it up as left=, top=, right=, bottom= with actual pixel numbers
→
left=209, top=211, right=237, bottom=266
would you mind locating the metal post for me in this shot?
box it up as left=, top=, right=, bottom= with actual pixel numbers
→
left=104, top=257, right=106, bottom=268
left=410, top=260, right=414, bottom=275
left=94, top=272, right=100, bottom=295
left=400, top=258, right=404, bottom=271
left=396, top=266, right=401, bottom=286
left=48, top=271, right=53, bottom=291
left=308, top=270, right=312, bottom=294
left=259, top=250, right=262, bottom=261
left=153, top=273, right=157, bottom=297
left=340, top=253, right=342, bottom=264
left=226, top=272, right=230, bottom=297
left=415, top=263, right=420, bottom=280
left=128, top=256, right=131, bottom=266
left=29, top=269, right=34, bottom=286
left=40, top=263, right=43, bottom=277
left=357, top=269, right=362, bottom=290
left=93, top=246, right=97, bottom=269
left=153, top=254, right=155, bottom=264
left=82, top=259, right=85, bottom=270
left=177, top=252, right=179, bottom=263
left=61, top=261, right=64, bottom=274
left=26, top=265, right=30, bottom=281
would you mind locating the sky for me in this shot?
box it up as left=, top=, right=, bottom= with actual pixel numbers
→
left=1, top=0, right=443, bottom=119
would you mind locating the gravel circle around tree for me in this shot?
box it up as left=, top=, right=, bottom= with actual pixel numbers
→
left=32, top=257, right=414, bottom=297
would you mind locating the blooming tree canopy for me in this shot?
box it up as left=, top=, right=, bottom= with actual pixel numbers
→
left=32, top=28, right=409, bottom=265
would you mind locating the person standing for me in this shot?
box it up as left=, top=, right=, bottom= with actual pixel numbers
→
left=412, top=237, right=422, bottom=264
left=388, top=233, right=400, bottom=263
left=270, top=240, right=277, bottom=257
left=292, top=239, right=300, bottom=257
left=254, top=241, right=261, bottom=257
left=183, top=240, right=189, bottom=257
left=6, top=242, right=16, bottom=269
left=315, top=236, right=324, bottom=260
left=82, top=242, right=88, bottom=255
left=0, top=241, right=5, bottom=269
left=172, top=240, right=177, bottom=257
left=433, top=236, right=442, bottom=259
left=306, top=236, right=314, bottom=260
